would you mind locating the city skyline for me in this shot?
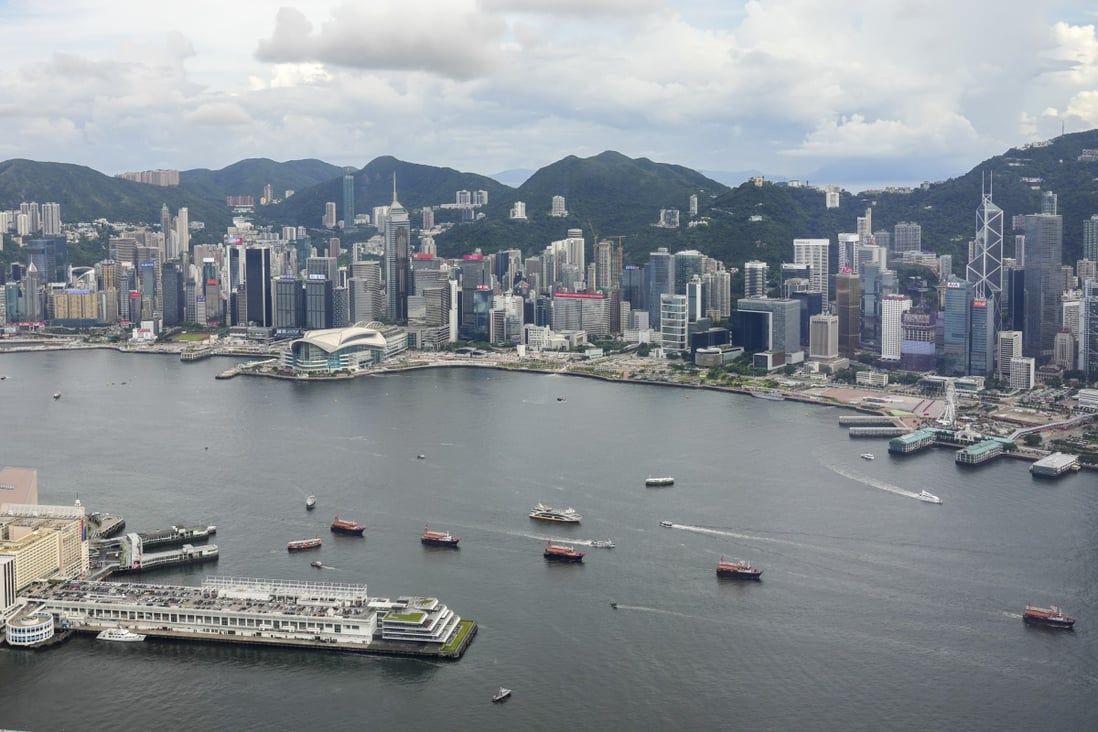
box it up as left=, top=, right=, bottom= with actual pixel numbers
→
left=1, top=1, right=1097, bottom=189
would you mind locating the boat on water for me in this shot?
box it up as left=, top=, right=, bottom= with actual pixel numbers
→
left=556, top=396, right=566, bottom=402
left=417, top=454, right=426, bottom=460
left=52, top=392, right=62, bottom=400
left=752, top=390, right=785, bottom=401
left=305, top=495, right=317, bottom=510
left=543, top=541, right=584, bottom=563
left=645, top=476, right=674, bottom=487
left=590, top=539, right=615, bottom=549
left=287, top=537, right=322, bottom=552
left=492, top=687, right=512, bottom=703
left=1023, top=605, right=1075, bottom=629
left=311, top=560, right=324, bottom=568
left=529, top=502, right=582, bottom=523
left=860, top=453, right=876, bottom=461
left=916, top=490, right=942, bottom=504
left=421, top=525, right=460, bottom=547
left=659, top=520, right=673, bottom=528
left=609, top=601, right=618, bottom=609
left=716, top=557, right=763, bottom=580
left=96, top=628, right=146, bottom=642
left=330, top=516, right=365, bottom=536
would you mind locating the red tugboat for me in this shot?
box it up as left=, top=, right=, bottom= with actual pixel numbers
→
left=1023, top=605, right=1076, bottom=630
left=544, top=541, right=584, bottom=563
left=287, top=537, right=322, bottom=552
left=716, top=557, right=763, bottom=580
left=330, top=516, right=365, bottom=536
left=421, top=525, right=460, bottom=548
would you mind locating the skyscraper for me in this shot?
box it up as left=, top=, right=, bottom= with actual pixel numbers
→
left=1081, top=279, right=1098, bottom=379
left=968, top=297, right=996, bottom=378
left=809, top=314, right=839, bottom=359
left=1084, top=215, right=1098, bottom=262
left=40, top=202, right=61, bottom=236
left=323, top=202, right=337, bottom=229
left=744, top=260, right=769, bottom=298
left=160, top=204, right=173, bottom=259
left=966, top=180, right=1004, bottom=305
left=837, top=233, right=860, bottom=272
left=244, top=247, right=273, bottom=327
left=342, top=174, right=355, bottom=230
left=175, top=207, right=189, bottom=257
left=997, top=330, right=1022, bottom=381
left=893, top=222, right=922, bottom=253
left=645, top=248, right=675, bottom=329
left=942, top=278, right=973, bottom=376
left=1041, top=190, right=1058, bottom=215
left=659, top=294, right=688, bottom=353
left=384, top=178, right=410, bottom=322
left=793, top=239, right=829, bottom=303
left=880, top=294, right=911, bottom=360
left=350, top=261, right=383, bottom=323
left=835, top=269, right=860, bottom=356
left=1022, top=213, right=1063, bottom=360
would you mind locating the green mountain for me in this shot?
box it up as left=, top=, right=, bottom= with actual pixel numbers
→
left=433, top=150, right=728, bottom=257
left=268, top=156, right=513, bottom=229
left=180, top=158, right=344, bottom=202
left=0, top=158, right=231, bottom=232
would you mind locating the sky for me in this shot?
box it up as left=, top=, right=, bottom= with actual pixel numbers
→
left=1, top=0, right=1097, bottom=189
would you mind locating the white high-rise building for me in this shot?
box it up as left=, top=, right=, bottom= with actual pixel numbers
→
left=659, top=294, right=688, bottom=354
left=510, top=201, right=527, bottom=220
left=1009, top=356, right=1035, bottom=390
left=15, top=213, right=30, bottom=236
left=1063, top=296, right=1081, bottom=341
left=794, top=238, right=830, bottom=302
left=857, top=208, right=873, bottom=244
left=744, top=260, right=769, bottom=298
left=323, top=202, right=337, bottom=228
left=175, top=208, right=189, bottom=255
left=880, top=294, right=912, bottom=360
left=997, top=331, right=1022, bottom=381
left=41, top=202, right=61, bottom=235
left=688, top=194, right=698, bottom=217
left=550, top=195, right=567, bottom=217
left=824, top=187, right=840, bottom=209
left=837, top=233, right=860, bottom=272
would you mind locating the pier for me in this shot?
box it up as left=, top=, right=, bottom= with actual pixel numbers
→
left=24, top=576, right=475, bottom=659
left=95, top=524, right=216, bottom=550
left=889, top=429, right=937, bottom=455
left=847, top=426, right=907, bottom=438
left=955, top=440, right=1005, bottom=466
left=1030, top=452, right=1080, bottom=477
left=838, top=416, right=902, bottom=427
left=180, top=347, right=215, bottom=362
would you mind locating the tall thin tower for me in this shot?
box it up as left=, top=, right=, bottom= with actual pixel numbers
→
left=966, top=172, right=1003, bottom=302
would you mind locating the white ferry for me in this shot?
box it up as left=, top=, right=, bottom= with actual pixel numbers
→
left=916, top=490, right=942, bottom=504
left=96, top=628, right=146, bottom=642
left=529, top=503, right=582, bottom=523
left=860, top=453, right=876, bottom=461
left=591, top=539, right=615, bottom=549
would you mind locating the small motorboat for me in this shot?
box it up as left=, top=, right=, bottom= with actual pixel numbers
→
left=52, top=392, right=62, bottom=400
left=492, top=687, right=512, bottom=703
left=591, top=539, right=615, bottom=549
left=860, top=453, right=875, bottom=461
left=917, top=490, right=943, bottom=504
left=556, top=396, right=566, bottom=402
left=645, top=476, right=674, bottom=487
left=305, top=495, right=317, bottom=510
left=659, top=521, right=673, bottom=528
left=310, top=560, right=324, bottom=568
left=0, top=375, right=7, bottom=380
left=609, top=601, right=618, bottom=609
left=417, top=454, right=426, bottom=460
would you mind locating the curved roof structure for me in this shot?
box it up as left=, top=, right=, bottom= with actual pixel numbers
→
left=295, top=324, right=387, bottom=353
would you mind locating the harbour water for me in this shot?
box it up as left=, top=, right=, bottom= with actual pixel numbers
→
left=1, top=351, right=1095, bottom=730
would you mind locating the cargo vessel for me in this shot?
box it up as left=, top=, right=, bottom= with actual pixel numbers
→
left=421, top=525, right=460, bottom=548
left=543, top=541, right=584, bottom=563
left=1023, top=605, right=1075, bottom=629
left=330, top=516, right=365, bottom=536
left=645, top=476, right=674, bottom=487
left=716, top=557, right=763, bottom=580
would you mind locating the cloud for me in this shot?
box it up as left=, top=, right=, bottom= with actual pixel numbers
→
left=255, top=5, right=504, bottom=80
left=186, top=102, right=252, bottom=127
left=479, top=0, right=663, bottom=16
left=781, top=114, right=979, bottom=158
